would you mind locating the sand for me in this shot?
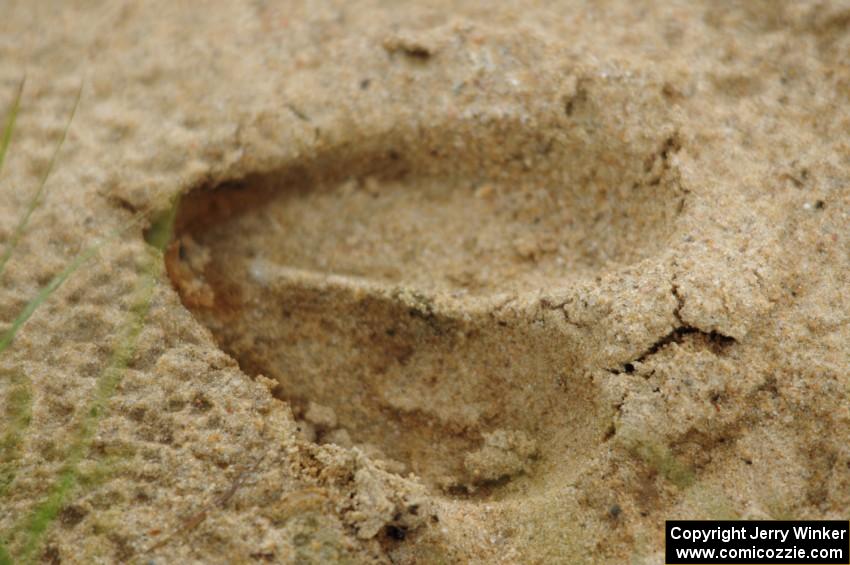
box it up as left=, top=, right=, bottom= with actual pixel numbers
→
left=0, top=1, right=848, bottom=563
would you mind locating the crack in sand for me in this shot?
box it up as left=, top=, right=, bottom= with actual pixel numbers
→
left=605, top=274, right=737, bottom=375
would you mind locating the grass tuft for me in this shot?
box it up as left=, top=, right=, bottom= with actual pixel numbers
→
left=2, top=197, right=180, bottom=564
left=0, top=79, right=181, bottom=563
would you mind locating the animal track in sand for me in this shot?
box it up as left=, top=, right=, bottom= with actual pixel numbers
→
left=166, top=89, right=685, bottom=492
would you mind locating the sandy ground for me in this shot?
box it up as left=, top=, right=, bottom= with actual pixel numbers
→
left=0, top=1, right=848, bottom=563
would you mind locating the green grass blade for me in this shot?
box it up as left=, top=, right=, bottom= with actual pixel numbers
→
left=0, top=78, right=25, bottom=178
left=0, top=214, right=145, bottom=355
left=145, top=195, right=180, bottom=250
left=0, top=370, right=33, bottom=497
left=17, top=275, right=155, bottom=563
left=0, top=371, right=33, bottom=564
left=0, top=543, right=12, bottom=565
left=0, top=81, right=83, bottom=277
